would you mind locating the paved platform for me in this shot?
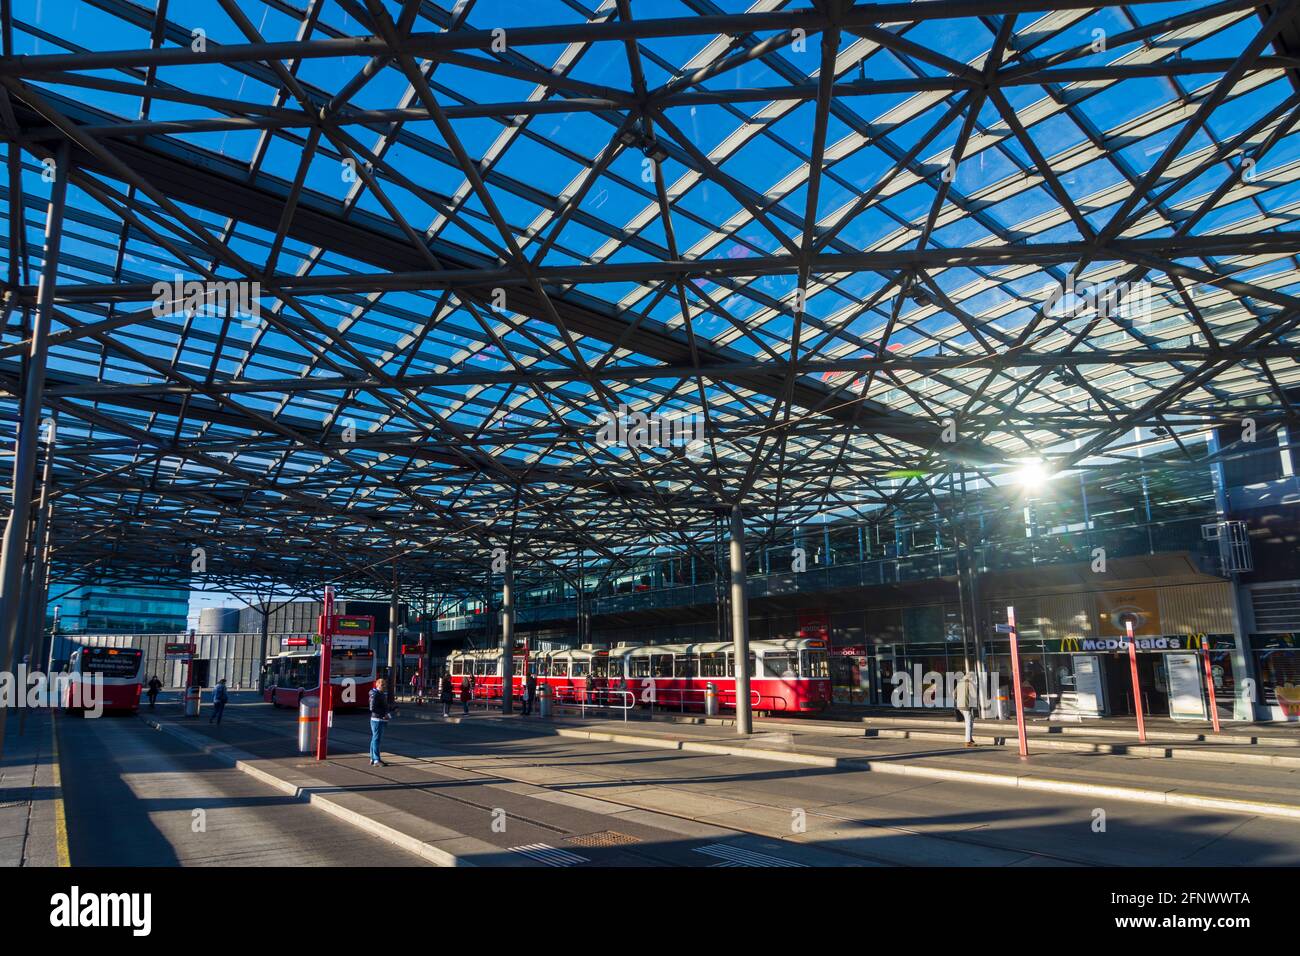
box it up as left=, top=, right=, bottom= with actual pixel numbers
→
left=616, top=710, right=1300, bottom=768
left=55, top=708, right=432, bottom=867
left=0, top=709, right=65, bottom=867
left=526, top=711, right=1300, bottom=819
left=139, top=701, right=1300, bottom=866
left=140, top=702, right=856, bottom=866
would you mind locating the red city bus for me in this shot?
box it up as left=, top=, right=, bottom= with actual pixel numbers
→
left=262, top=646, right=376, bottom=711
left=448, top=638, right=832, bottom=715
left=63, top=645, right=145, bottom=714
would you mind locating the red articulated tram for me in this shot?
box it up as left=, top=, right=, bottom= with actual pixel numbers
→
left=447, top=638, right=831, bottom=715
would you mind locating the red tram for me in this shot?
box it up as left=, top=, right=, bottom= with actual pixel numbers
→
left=261, top=646, right=376, bottom=711
left=447, top=638, right=831, bottom=714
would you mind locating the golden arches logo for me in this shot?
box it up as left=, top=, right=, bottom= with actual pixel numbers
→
left=1060, top=636, right=1084, bottom=652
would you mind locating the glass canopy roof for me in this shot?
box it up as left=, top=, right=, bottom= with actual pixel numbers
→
left=1, top=0, right=1297, bottom=594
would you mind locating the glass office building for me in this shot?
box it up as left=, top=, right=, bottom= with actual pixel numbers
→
left=48, top=583, right=190, bottom=634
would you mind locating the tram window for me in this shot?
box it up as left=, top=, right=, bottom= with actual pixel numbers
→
left=651, top=655, right=673, bottom=678
left=628, top=657, right=651, bottom=678
left=591, top=658, right=608, bottom=678
left=551, top=659, right=569, bottom=677
left=571, top=660, right=589, bottom=677
left=451, top=660, right=462, bottom=676
left=512, top=657, right=524, bottom=675
left=607, top=659, right=623, bottom=680
left=763, top=654, right=798, bottom=678
left=726, top=653, right=756, bottom=678
left=674, top=655, right=696, bottom=678
left=698, top=653, right=727, bottom=677
left=472, top=660, right=485, bottom=676
left=803, top=651, right=829, bottom=678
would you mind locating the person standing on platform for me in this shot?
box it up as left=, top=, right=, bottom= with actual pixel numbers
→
left=369, top=677, right=396, bottom=766
left=438, top=671, right=454, bottom=718
left=955, top=670, right=978, bottom=747
left=209, top=678, right=228, bottom=724
left=146, top=675, right=162, bottom=709
left=521, top=669, right=535, bottom=716
left=460, top=674, right=473, bottom=715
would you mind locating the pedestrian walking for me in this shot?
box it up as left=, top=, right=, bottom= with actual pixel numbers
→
left=438, top=671, right=454, bottom=717
left=369, top=677, right=396, bottom=766
left=955, top=670, right=978, bottom=747
left=146, top=675, right=162, bottom=709
left=460, top=674, right=473, bottom=715
left=209, top=678, right=228, bottom=724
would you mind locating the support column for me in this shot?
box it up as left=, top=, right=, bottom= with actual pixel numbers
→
left=257, top=607, right=270, bottom=689
left=0, top=145, right=68, bottom=765
left=729, top=505, right=752, bottom=735
left=387, top=566, right=399, bottom=683
left=22, top=446, right=54, bottom=669
left=501, top=561, right=515, bottom=714
left=1208, top=430, right=1258, bottom=721
left=0, top=144, right=69, bottom=681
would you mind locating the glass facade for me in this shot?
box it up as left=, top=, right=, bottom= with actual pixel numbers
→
left=47, top=583, right=190, bottom=634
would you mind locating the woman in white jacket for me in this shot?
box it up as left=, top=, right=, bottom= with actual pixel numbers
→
left=955, top=671, right=978, bottom=747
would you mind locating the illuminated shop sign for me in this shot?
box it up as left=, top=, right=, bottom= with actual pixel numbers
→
left=1054, top=634, right=1233, bottom=653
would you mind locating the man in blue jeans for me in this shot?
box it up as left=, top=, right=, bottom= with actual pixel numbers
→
left=369, top=677, right=395, bottom=766
left=209, top=678, right=228, bottom=724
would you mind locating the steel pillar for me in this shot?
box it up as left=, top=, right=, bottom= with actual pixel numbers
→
left=501, top=561, right=515, bottom=714
left=729, top=505, right=752, bottom=735
left=0, top=143, right=68, bottom=678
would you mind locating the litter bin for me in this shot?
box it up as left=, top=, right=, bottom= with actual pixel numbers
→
left=184, top=685, right=201, bottom=717
left=298, top=696, right=320, bottom=753
left=705, top=682, right=718, bottom=717
left=538, top=682, right=551, bottom=719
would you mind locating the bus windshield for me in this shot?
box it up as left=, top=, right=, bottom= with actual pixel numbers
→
left=332, top=650, right=373, bottom=679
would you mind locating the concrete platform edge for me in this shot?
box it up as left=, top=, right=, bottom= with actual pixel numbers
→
left=137, top=714, right=498, bottom=866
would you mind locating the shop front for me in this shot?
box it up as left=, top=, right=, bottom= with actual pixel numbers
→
left=1252, top=633, right=1300, bottom=721
left=982, top=633, right=1236, bottom=720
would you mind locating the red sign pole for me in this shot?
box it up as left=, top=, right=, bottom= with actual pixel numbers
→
left=1006, top=606, right=1029, bottom=760
left=316, top=585, right=334, bottom=761
left=1126, top=619, right=1146, bottom=743
left=1202, top=640, right=1222, bottom=734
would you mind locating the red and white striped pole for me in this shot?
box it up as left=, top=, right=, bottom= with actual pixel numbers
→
left=1202, top=640, right=1222, bottom=734
left=1006, top=606, right=1029, bottom=760
left=1126, top=618, right=1146, bottom=743
left=316, top=585, right=335, bottom=760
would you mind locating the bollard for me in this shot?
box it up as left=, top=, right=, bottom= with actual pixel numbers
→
left=298, top=696, right=320, bottom=753
left=538, top=682, right=551, bottom=718
left=184, top=685, right=201, bottom=717
left=705, top=682, right=719, bottom=717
